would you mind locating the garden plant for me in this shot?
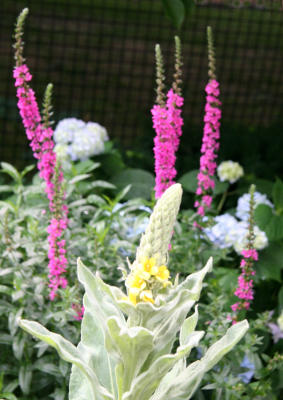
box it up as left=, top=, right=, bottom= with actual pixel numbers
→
left=0, top=6, right=282, bottom=400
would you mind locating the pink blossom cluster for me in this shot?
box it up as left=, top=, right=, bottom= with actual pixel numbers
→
left=72, top=304, right=85, bottom=321
left=231, top=248, right=258, bottom=316
left=195, top=79, right=221, bottom=216
left=151, top=89, right=184, bottom=198
left=14, top=64, right=68, bottom=299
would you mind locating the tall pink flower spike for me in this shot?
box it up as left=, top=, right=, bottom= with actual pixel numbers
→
left=151, top=37, right=184, bottom=199
left=230, top=185, right=258, bottom=324
left=195, top=27, right=221, bottom=218
left=13, top=9, right=68, bottom=300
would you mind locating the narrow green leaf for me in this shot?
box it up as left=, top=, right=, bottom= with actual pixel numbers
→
left=162, top=0, right=185, bottom=29
left=0, top=162, right=21, bottom=183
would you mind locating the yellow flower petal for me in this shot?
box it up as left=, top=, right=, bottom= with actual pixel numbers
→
left=141, top=257, right=159, bottom=276
left=129, top=291, right=137, bottom=305
left=140, top=290, right=154, bottom=304
left=156, top=265, right=170, bottom=281
left=126, top=274, right=146, bottom=291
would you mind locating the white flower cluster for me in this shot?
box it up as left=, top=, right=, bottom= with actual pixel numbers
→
left=217, top=160, right=244, bottom=184
left=53, top=118, right=109, bottom=161
left=204, top=191, right=272, bottom=254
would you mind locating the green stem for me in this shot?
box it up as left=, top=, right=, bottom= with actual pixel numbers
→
left=217, top=190, right=228, bottom=213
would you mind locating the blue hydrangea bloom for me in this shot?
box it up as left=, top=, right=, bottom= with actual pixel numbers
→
left=236, top=191, right=273, bottom=221
left=238, top=355, right=255, bottom=383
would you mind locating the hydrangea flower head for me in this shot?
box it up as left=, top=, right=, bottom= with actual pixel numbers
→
left=54, top=118, right=85, bottom=144
left=217, top=160, right=244, bottom=184
left=236, top=191, right=273, bottom=221
left=204, top=214, right=238, bottom=249
left=205, top=215, right=268, bottom=254
left=86, top=121, right=109, bottom=142
left=54, top=118, right=109, bottom=161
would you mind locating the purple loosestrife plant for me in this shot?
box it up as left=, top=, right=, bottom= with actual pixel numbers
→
left=13, top=8, right=68, bottom=299
left=195, top=26, right=221, bottom=217
left=230, top=185, right=258, bottom=323
left=151, top=37, right=184, bottom=198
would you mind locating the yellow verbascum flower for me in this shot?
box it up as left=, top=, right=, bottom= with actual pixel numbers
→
left=156, top=265, right=170, bottom=282
left=141, top=257, right=159, bottom=276
left=125, top=256, right=171, bottom=305
left=126, top=274, right=146, bottom=291
left=140, top=290, right=154, bottom=304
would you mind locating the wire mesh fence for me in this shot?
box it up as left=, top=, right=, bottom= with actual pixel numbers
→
left=0, top=0, right=283, bottom=167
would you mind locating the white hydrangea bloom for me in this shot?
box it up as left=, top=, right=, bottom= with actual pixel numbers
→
left=54, top=143, right=69, bottom=162
left=217, top=160, right=244, bottom=184
left=54, top=118, right=85, bottom=144
left=204, top=214, right=239, bottom=249
left=233, top=222, right=268, bottom=254
left=236, top=191, right=274, bottom=221
left=86, top=122, right=109, bottom=142
left=53, top=118, right=109, bottom=162
left=68, top=127, right=105, bottom=161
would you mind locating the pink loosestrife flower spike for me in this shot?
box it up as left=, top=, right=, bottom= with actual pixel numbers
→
left=151, top=40, right=184, bottom=199
left=195, top=27, right=221, bottom=218
left=230, top=185, right=257, bottom=323
left=13, top=9, right=68, bottom=300
left=152, top=90, right=184, bottom=198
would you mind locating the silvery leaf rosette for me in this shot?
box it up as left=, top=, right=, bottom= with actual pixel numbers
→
left=19, top=183, right=248, bottom=400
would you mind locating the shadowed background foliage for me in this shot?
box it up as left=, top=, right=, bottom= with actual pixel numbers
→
left=0, top=0, right=283, bottom=177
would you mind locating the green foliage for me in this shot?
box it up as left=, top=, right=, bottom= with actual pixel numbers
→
left=111, top=168, right=155, bottom=200
left=161, top=0, right=195, bottom=29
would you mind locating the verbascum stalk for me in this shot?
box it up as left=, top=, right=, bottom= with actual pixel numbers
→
left=20, top=182, right=248, bottom=400
left=136, top=183, right=182, bottom=266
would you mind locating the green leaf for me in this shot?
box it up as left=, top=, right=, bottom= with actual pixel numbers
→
left=254, top=204, right=283, bottom=241
left=272, top=178, right=283, bottom=212
left=152, top=320, right=249, bottom=400
left=106, top=316, right=154, bottom=392
left=178, top=170, right=198, bottom=193
left=87, top=194, right=107, bottom=206
left=182, top=0, right=195, bottom=14
left=213, top=179, right=229, bottom=195
left=69, top=174, right=91, bottom=184
left=124, top=331, right=204, bottom=400
left=0, top=393, right=18, bottom=400
left=255, top=243, right=283, bottom=282
left=278, top=286, right=283, bottom=311
left=162, top=0, right=185, bottom=29
left=0, top=162, right=21, bottom=184
left=21, top=164, right=35, bottom=178
left=74, top=160, right=100, bottom=174
left=254, top=204, right=273, bottom=229
left=0, top=185, right=14, bottom=193
left=19, top=319, right=113, bottom=400
left=180, top=306, right=199, bottom=346
left=111, top=169, right=154, bottom=200
left=19, top=365, right=32, bottom=395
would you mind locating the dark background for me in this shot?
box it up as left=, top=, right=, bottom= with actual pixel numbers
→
left=0, top=0, right=283, bottom=178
